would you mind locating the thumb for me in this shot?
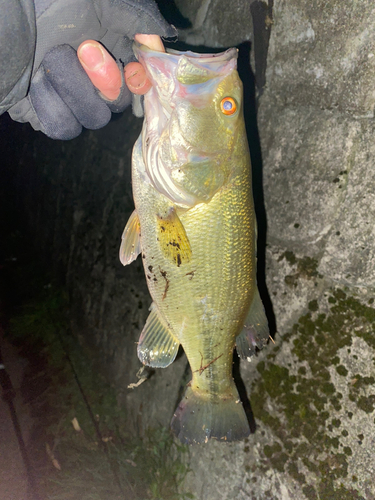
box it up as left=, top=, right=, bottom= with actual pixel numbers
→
left=124, top=34, right=165, bottom=95
left=77, top=40, right=122, bottom=101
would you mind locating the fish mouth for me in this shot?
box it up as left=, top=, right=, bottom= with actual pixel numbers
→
left=134, top=42, right=238, bottom=207
left=133, top=41, right=238, bottom=70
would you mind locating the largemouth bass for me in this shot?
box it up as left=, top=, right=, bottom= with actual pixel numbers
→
left=120, top=42, right=269, bottom=444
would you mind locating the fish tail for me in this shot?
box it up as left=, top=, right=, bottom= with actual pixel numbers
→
left=170, top=382, right=250, bottom=444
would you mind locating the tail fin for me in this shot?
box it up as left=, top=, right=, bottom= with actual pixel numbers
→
left=170, top=382, right=250, bottom=444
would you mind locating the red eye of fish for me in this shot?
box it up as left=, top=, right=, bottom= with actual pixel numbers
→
left=220, top=97, right=237, bottom=115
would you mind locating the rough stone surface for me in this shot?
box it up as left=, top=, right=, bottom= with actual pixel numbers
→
left=175, top=0, right=255, bottom=47
left=1, top=0, right=375, bottom=499
left=264, top=0, right=375, bottom=117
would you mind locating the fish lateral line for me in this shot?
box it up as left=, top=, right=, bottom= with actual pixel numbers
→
left=194, top=351, right=224, bottom=376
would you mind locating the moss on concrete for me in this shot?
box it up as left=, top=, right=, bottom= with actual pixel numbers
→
left=250, top=287, right=374, bottom=499
left=279, top=252, right=323, bottom=287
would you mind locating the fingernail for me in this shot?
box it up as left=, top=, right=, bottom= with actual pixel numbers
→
left=127, top=70, right=145, bottom=89
left=78, top=43, right=105, bottom=70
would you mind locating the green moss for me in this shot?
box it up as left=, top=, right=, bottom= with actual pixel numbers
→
left=278, top=250, right=297, bottom=266
left=356, top=330, right=375, bottom=349
left=322, top=382, right=335, bottom=395
left=297, top=256, right=320, bottom=279
left=300, top=460, right=316, bottom=476
left=270, top=452, right=288, bottom=472
left=334, top=289, right=347, bottom=300
left=250, top=286, right=375, bottom=498
left=279, top=252, right=323, bottom=287
left=303, top=485, right=318, bottom=500
left=357, top=396, right=375, bottom=413
left=285, top=274, right=298, bottom=287
left=308, top=299, right=319, bottom=312
left=348, top=375, right=375, bottom=413
left=330, top=437, right=340, bottom=449
left=318, top=480, right=363, bottom=500
left=336, top=365, right=348, bottom=376
left=264, top=442, right=282, bottom=458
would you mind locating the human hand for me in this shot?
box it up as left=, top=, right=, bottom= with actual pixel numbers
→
left=7, top=0, right=175, bottom=140
left=77, top=34, right=165, bottom=101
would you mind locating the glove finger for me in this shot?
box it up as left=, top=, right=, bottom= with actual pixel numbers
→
left=43, top=45, right=112, bottom=130
left=8, top=65, right=82, bottom=140
left=109, top=35, right=135, bottom=64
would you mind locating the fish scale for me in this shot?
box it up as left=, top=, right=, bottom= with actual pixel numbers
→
left=120, top=42, right=269, bottom=443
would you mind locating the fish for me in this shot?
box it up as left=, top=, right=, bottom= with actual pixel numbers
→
left=119, top=42, right=269, bottom=444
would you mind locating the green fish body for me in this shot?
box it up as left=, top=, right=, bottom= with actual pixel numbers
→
left=120, top=43, right=269, bottom=444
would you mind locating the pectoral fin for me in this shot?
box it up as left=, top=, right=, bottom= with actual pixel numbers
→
left=156, top=208, right=192, bottom=267
left=138, top=304, right=180, bottom=368
left=236, top=288, right=269, bottom=360
left=119, top=210, right=141, bottom=266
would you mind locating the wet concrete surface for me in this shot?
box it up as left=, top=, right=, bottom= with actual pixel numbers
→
left=0, top=327, right=33, bottom=499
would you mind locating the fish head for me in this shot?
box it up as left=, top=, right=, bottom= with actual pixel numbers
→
left=134, top=43, right=243, bottom=207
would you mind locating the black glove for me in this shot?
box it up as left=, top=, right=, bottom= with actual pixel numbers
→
left=5, top=0, right=176, bottom=140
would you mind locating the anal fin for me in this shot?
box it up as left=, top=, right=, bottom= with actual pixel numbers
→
left=236, top=287, right=269, bottom=360
left=119, top=210, right=141, bottom=266
left=138, top=304, right=180, bottom=368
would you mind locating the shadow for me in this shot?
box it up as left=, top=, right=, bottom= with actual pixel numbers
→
left=172, top=360, right=191, bottom=415
left=232, top=352, right=257, bottom=434
left=163, top=39, right=224, bottom=54
left=250, top=0, right=274, bottom=97
left=237, top=41, right=276, bottom=338
left=155, top=0, right=192, bottom=30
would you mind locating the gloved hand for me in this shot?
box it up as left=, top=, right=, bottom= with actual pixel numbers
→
left=7, top=0, right=176, bottom=140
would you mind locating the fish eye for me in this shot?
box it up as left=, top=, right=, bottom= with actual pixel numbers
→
left=220, top=97, right=237, bottom=115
